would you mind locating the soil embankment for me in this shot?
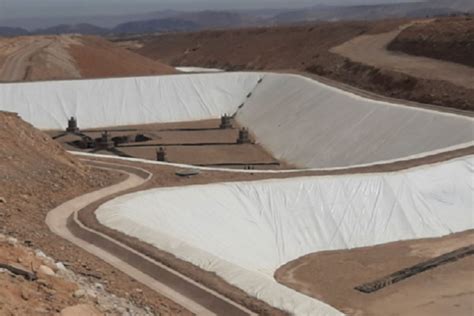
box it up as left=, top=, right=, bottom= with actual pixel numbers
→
left=330, top=21, right=474, bottom=90
left=0, top=35, right=176, bottom=82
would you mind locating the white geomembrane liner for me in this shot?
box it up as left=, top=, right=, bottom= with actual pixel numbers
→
left=236, top=73, right=474, bottom=168
left=96, top=156, right=474, bottom=315
left=0, top=72, right=261, bottom=130
left=176, top=67, right=224, bottom=73
left=1, top=72, right=472, bottom=168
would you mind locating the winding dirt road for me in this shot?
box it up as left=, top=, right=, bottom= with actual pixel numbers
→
left=331, top=22, right=474, bottom=90
left=46, top=160, right=255, bottom=316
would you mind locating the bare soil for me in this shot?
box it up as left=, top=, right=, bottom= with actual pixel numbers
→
left=49, top=119, right=285, bottom=169
left=130, top=18, right=474, bottom=111
left=0, top=112, right=189, bottom=315
left=388, top=16, right=474, bottom=67
left=330, top=21, right=474, bottom=90
left=0, top=236, right=92, bottom=316
left=275, top=230, right=474, bottom=316
left=0, top=234, right=152, bottom=316
left=132, top=20, right=404, bottom=70
left=0, top=35, right=176, bottom=82
left=69, top=36, right=177, bottom=79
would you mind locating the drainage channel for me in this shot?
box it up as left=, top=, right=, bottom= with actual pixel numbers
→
left=197, top=162, right=280, bottom=167
left=118, top=142, right=240, bottom=148
left=355, top=244, right=474, bottom=294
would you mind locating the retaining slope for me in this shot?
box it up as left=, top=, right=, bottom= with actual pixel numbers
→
left=237, top=73, right=474, bottom=168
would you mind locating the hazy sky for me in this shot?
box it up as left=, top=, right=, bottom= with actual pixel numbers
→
left=0, top=0, right=424, bottom=18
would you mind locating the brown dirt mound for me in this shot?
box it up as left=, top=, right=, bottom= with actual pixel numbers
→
left=0, top=35, right=176, bottom=82
left=69, top=36, right=177, bottom=79
left=388, top=16, right=474, bottom=67
left=133, top=20, right=404, bottom=70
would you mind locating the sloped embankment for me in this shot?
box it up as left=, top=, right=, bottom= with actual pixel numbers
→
left=0, top=111, right=113, bottom=243
left=0, top=35, right=177, bottom=82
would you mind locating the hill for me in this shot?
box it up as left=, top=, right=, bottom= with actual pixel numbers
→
left=131, top=19, right=474, bottom=111
left=2, top=0, right=473, bottom=36
left=0, top=26, right=29, bottom=37
left=272, top=2, right=462, bottom=24
left=0, top=35, right=176, bottom=82
left=112, top=18, right=199, bottom=35
left=33, top=23, right=109, bottom=36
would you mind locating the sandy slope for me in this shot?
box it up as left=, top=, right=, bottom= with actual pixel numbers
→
left=0, top=35, right=176, bottom=82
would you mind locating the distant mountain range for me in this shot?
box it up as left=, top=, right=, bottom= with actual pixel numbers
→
left=0, top=26, right=29, bottom=36
left=272, top=1, right=471, bottom=23
left=0, top=0, right=472, bottom=37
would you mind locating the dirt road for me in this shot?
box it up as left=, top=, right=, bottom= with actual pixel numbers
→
left=331, top=22, right=474, bottom=90
left=0, top=38, right=50, bottom=81
left=45, top=161, right=255, bottom=316
left=0, top=36, right=81, bottom=82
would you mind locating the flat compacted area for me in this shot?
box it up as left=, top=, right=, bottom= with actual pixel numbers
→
left=275, top=230, right=474, bottom=316
left=48, top=119, right=284, bottom=170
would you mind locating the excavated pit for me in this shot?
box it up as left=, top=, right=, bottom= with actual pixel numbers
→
left=1, top=72, right=473, bottom=315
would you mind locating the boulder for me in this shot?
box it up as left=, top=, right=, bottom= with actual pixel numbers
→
left=38, top=265, right=55, bottom=277
left=60, top=304, right=102, bottom=316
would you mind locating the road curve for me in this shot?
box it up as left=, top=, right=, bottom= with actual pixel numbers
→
left=46, top=160, right=255, bottom=316
left=330, top=22, right=474, bottom=90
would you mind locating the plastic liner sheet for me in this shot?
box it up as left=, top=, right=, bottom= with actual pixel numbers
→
left=237, top=74, right=474, bottom=168
left=0, top=72, right=261, bottom=129
left=1, top=72, right=472, bottom=168
left=97, top=156, right=474, bottom=315
left=176, top=67, right=224, bottom=73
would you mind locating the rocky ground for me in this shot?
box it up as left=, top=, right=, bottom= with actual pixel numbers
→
left=0, top=111, right=189, bottom=315
left=126, top=18, right=474, bottom=111
left=0, top=233, right=152, bottom=316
